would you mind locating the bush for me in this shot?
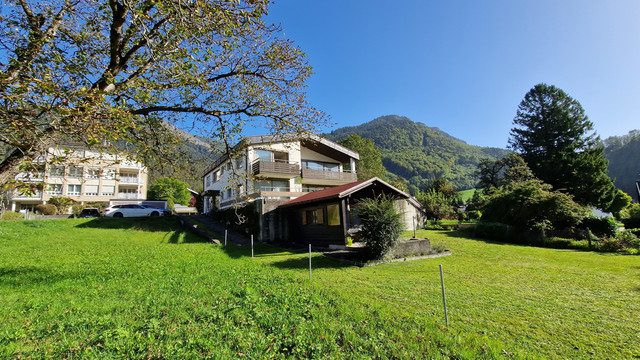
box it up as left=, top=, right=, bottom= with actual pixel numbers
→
left=355, top=194, right=403, bottom=260
left=616, top=230, right=640, bottom=250
left=579, top=217, right=617, bottom=238
left=1, top=211, right=24, bottom=220
left=480, top=180, right=588, bottom=231
left=35, top=204, right=57, bottom=215
left=48, top=197, right=77, bottom=214
left=598, top=237, right=624, bottom=252
left=621, top=218, right=640, bottom=230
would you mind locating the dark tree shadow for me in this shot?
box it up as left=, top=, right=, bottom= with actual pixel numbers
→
left=75, top=217, right=212, bottom=244
left=0, top=266, right=69, bottom=287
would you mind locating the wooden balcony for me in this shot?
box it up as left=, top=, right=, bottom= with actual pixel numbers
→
left=251, top=160, right=300, bottom=179
left=301, top=168, right=357, bottom=185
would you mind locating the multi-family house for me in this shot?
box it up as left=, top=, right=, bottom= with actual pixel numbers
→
left=9, top=145, right=148, bottom=213
left=202, top=134, right=422, bottom=247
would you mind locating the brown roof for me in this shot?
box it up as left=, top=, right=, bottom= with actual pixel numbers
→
left=279, top=177, right=421, bottom=209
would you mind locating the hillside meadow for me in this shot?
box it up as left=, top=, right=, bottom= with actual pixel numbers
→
left=0, top=217, right=638, bottom=359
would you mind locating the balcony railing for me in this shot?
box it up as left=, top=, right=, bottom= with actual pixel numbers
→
left=12, top=191, right=43, bottom=200
left=301, top=168, right=357, bottom=183
left=117, top=193, right=142, bottom=199
left=251, top=160, right=300, bottom=177
left=119, top=177, right=140, bottom=184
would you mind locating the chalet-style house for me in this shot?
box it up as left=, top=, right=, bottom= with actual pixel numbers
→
left=202, top=134, right=422, bottom=247
left=10, top=145, right=148, bottom=213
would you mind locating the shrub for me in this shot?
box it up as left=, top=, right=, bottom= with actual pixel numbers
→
left=598, top=237, right=624, bottom=252
left=71, top=204, right=83, bottom=215
left=471, top=222, right=520, bottom=243
left=355, top=194, right=403, bottom=260
left=579, top=217, right=617, bottom=238
left=48, top=197, right=76, bottom=214
left=35, top=204, right=57, bottom=215
left=0, top=211, right=24, bottom=220
left=616, top=230, right=640, bottom=250
left=480, top=180, right=588, bottom=231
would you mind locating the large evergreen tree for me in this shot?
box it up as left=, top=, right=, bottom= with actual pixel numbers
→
left=508, top=83, right=616, bottom=209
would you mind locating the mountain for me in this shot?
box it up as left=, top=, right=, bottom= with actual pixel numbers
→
left=326, top=115, right=509, bottom=193
left=604, top=130, right=640, bottom=202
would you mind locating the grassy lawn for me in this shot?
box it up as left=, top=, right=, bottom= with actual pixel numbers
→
left=1, top=218, right=638, bottom=359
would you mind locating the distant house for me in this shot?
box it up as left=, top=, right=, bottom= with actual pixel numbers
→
left=202, top=134, right=422, bottom=246
left=9, top=145, right=148, bottom=213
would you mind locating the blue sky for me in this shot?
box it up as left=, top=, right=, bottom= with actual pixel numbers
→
left=266, top=0, right=640, bottom=148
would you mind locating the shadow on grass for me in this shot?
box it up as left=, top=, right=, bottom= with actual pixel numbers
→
left=219, top=242, right=351, bottom=269
left=268, top=256, right=351, bottom=270
left=0, top=266, right=68, bottom=287
left=75, top=217, right=211, bottom=244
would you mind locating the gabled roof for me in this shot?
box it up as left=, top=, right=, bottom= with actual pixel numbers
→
left=279, top=177, right=421, bottom=209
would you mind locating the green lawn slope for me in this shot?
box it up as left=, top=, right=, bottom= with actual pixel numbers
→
left=0, top=218, right=637, bottom=359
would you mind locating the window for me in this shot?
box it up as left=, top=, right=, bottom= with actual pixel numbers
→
left=102, top=168, right=116, bottom=180
left=67, top=184, right=81, bottom=196
left=68, top=166, right=83, bottom=178
left=47, top=184, right=62, bottom=195
left=205, top=174, right=211, bottom=187
left=49, top=165, right=64, bottom=177
left=213, top=170, right=221, bottom=182
left=255, top=149, right=272, bottom=162
left=102, top=185, right=115, bottom=196
left=327, top=204, right=340, bottom=226
left=302, top=160, right=340, bottom=172
left=235, top=157, right=244, bottom=169
left=256, top=180, right=289, bottom=192
left=227, top=189, right=232, bottom=199
left=87, top=167, right=100, bottom=179
left=85, top=185, right=98, bottom=196
left=303, top=208, right=324, bottom=225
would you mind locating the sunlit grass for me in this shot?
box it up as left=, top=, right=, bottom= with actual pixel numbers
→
left=1, top=219, right=638, bottom=359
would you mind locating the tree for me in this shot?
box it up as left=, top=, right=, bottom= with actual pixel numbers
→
left=416, top=189, right=454, bottom=220
left=509, top=83, right=616, bottom=208
left=476, top=153, right=535, bottom=193
left=338, top=134, right=386, bottom=180
left=0, top=1, right=325, bottom=185
left=147, top=177, right=190, bottom=208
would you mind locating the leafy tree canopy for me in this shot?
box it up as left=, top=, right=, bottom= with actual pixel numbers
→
left=0, top=0, right=325, bottom=184
left=147, top=177, right=190, bottom=207
left=476, top=153, right=536, bottom=193
left=338, top=134, right=386, bottom=181
left=508, top=83, right=616, bottom=208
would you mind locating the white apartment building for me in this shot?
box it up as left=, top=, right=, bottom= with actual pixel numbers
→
left=9, top=146, right=148, bottom=213
left=202, top=134, right=359, bottom=214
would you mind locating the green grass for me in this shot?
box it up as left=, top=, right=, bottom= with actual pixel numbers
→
left=457, top=188, right=478, bottom=202
left=1, top=218, right=638, bottom=359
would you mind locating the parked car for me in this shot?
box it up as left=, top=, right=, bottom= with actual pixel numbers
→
left=140, top=204, right=172, bottom=216
left=78, top=208, right=101, bottom=218
left=104, top=204, right=162, bottom=218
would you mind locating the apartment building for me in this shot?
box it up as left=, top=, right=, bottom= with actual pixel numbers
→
left=201, top=135, right=358, bottom=239
left=202, top=134, right=359, bottom=211
left=9, top=146, right=147, bottom=213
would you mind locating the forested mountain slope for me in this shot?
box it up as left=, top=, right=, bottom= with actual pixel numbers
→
left=604, top=130, right=640, bottom=202
left=326, top=115, right=509, bottom=193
